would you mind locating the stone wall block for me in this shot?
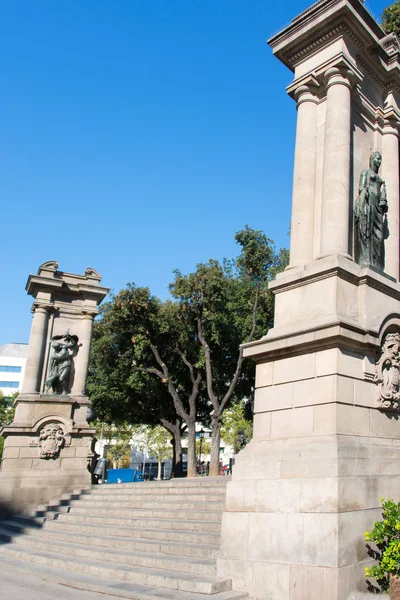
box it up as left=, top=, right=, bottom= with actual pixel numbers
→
left=255, top=362, right=273, bottom=388
left=302, top=513, right=338, bottom=567
left=301, top=477, right=338, bottom=513
left=253, top=562, right=290, bottom=600
left=225, top=480, right=257, bottom=511
left=315, top=348, right=339, bottom=377
left=270, top=406, right=314, bottom=439
left=273, top=354, right=316, bottom=385
left=289, top=565, right=338, bottom=600
left=247, top=513, right=303, bottom=563
left=219, top=512, right=249, bottom=560
left=294, top=375, right=335, bottom=408
left=252, top=412, right=271, bottom=441
left=216, top=559, right=254, bottom=594
left=256, top=479, right=302, bottom=513
left=255, top=383, right=293, bottom=412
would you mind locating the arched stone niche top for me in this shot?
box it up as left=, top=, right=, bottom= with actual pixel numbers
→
left=32, top=414, right=73, bottom=435
left=38, top=261, right=59, bottom=273
left=376, top=316, right=400, bottom=410
left=377, top=314, right=400, bottom=346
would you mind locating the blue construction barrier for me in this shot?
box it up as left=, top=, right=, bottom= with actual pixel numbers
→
left=106, top=468, right=144, bottom=483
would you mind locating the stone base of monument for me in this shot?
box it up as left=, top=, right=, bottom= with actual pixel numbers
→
left=0, top=394, right=95, bottom=515
left=217, top=258, right=400, bottom=600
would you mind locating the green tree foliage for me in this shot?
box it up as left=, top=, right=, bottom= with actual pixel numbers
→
left=195, top=438, right=211, bottom=458
left=365, top=498, right=400, bottom=592
left=88, top=226, right=288, bottom=478
left=381, top=1, right=400, bottom=36
left=99, top=422, right=134, bottom=468
left=0, top=392, right=17, bottom=462
left=170, top=225, right=287, bottom=475
left=220, top=400, right=253, bottom=454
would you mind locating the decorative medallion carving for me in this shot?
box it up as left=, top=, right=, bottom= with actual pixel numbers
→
left=39, top=422, right=65, bottom=459
left=375, top=332, right=400, bottom=409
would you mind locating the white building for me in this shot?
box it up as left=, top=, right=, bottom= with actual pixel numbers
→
left=0, top=343, right=29, bottom=397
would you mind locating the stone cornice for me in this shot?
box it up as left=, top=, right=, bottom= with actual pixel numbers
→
left=269, top=0, right=400, bottom=92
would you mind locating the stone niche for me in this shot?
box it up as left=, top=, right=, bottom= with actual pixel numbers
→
left=0, top=261, right=109, bottom=515
left=217, top=1, right=400, bottom=599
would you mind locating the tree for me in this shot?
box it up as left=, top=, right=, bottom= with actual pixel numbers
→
left=98, top=422, right=134, bottom=469
left=146, top=426, right=173, bottom=480
left=381, top=2, right=400, bottom=36
left=88, top=226, right=288, bottom=478
left=131, top=424, right=173, bottom=479
left=195, top=438, right=211, bottom=458
left=0, top=392, right=17, bottom=462
left=88, top=288, right=203, bottom=478
left=220, top=400, right=253, bottom=454
left=171, top=226, right=287, bottom=476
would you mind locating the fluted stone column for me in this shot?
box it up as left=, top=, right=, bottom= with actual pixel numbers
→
left=22, top=305, right=49, bottom=394
left=382, top=118, right=400, bottom=281
left=71, top=313, right=94, bottom=396
left=288, top=84, right=318, bottom=268
left=319, top=67, right=353, bottom=259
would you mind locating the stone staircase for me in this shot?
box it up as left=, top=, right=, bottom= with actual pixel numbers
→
left=0, top=477, right=246, bottom=600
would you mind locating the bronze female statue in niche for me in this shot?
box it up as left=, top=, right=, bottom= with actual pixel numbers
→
left=354, top=151, right=388, bottom=271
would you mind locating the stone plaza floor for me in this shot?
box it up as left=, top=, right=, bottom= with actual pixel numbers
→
left=0, top=568, right=114, bottom=600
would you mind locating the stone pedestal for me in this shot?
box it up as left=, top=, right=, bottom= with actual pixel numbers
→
left=217, top=1, right=400, bottom=599
left=0, top=262, right=109, bottom=514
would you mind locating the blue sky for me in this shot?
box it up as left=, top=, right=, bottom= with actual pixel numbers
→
left=1, top=0, right=390, bottom=345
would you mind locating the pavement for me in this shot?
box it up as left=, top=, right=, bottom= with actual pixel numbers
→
left=0, top=568, right=114, bottom=600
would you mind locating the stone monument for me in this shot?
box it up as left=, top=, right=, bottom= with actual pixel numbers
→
left=0, top=261, right=109, bottom=514
left=217, top=1, right=400, bottom=599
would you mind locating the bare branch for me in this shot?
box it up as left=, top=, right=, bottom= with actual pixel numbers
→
left=175, top=345, right=196, bottom=385
left=245, top=281, right=260, bottom=344
left=132, top=366, right=164, bottom=379
left=197, top=316, right=218, bottom=407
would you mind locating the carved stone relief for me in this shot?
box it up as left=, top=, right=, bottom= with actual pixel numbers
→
left=375, top=332, right=400, bottom=409
left=39, top=422, right=65, bottom=459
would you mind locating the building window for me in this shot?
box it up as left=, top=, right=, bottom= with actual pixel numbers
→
left=0, top=366, right=22, bottom=373
left=0, top=381, right=19, bottom=388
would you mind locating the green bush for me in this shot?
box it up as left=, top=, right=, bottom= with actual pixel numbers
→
left=365, top=498, right=400, bottom=592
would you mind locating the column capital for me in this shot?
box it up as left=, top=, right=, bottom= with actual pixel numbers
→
left=381, top=107, right=400, bottom=137
left=287, top=74, right=319, bottom=106
left=318, top=56, right=363, bottom=91
left=323, top=66, right=356, bottom=91
left=81, top=311, right=96, bottom=321
left=31, top=303, right=51, bottom=316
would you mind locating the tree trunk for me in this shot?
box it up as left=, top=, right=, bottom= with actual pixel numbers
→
left=157, top=459, right=162, bottom=480
left=209, top=416, right=221, bottom=477
left=187, top=420, right=197, bottom=478
left=162, top=419, right=184, bottom=478
left=173, top=429, right=184, bottom=478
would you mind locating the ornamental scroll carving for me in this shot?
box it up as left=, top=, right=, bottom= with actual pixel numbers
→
left=375, top=332, right=400, bottom=409
left=39, top=422, right=65, bottom=459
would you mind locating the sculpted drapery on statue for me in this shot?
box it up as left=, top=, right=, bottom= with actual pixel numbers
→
left=354, top=152, right=388, bottom=271
left=45, top=331, right=79, bottom=395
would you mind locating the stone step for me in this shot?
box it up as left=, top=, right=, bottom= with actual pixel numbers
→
left=67, top=506, right=223, bottom=521
left=0, top=522, right=219, bottom=559
left=0, top=544, right=231, bottom=594
left=56, top=512, right=222, bottom=532
left=73, top=497, right=226, bottom=509
left=89, top=486, right=226, bottom=502
left=43, top=518, right=221, bottom=545
left=0, top=553, right=248, bottom=600
left=0, top=530, right=217, bottom=576
left=92, top=478, right=229, bottom=491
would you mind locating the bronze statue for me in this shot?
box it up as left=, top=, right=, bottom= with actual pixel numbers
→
left=45, top=331, right=78, bottom=395
left=354, top=151, right=388, bottom=271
